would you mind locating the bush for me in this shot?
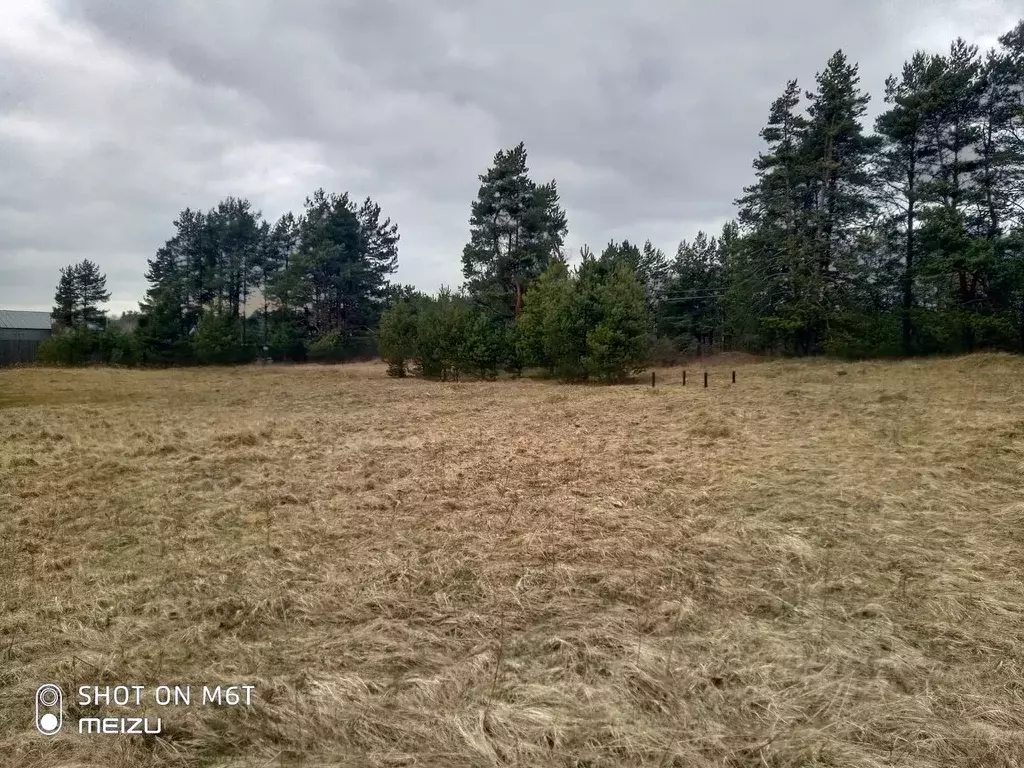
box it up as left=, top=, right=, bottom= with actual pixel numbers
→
left=37, top=328, right=96, bottom=366
left=582, top=264, right=651, bottom=382
left=97, top=326, right=141, bottom=366
left=267, top=317, right=307, bottom=362
left=459, top=310, right=509, bottom=380
left=968, top=312, right=1018, bottom=351
left=194, top=309, right=253, bottom=365
left=307, top=330, right=377, bottom=363
left=516, top=259, right=651, bottom=383
left=378, top=300, right=419, bottom=376
left=307, top=331, right=344, bottom=362
left=413, top=292, right=469, bottom=380
left=37, top=327, right=141, bottom=367
left=823, top=312, right=902, bottom=359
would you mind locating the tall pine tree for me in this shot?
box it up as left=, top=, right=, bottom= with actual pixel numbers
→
left=462, top=143, right=568, bottom=321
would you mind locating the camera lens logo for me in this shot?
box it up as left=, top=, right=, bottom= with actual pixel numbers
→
left=35, top=684, right=63, bottom=735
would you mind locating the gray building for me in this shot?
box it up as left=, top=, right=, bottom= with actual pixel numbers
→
left=0, top=310, right=54, bottom=366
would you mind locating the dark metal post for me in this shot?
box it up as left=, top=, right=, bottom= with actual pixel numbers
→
left=682, top=370, right=686, bottom=386
left=651, top=371, right=656, bottom=388
left=732, top=370, right=736, bottom=384
left=704, top=372, right=708, bottom=388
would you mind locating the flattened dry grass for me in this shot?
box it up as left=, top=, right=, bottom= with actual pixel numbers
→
left=2, top=355, right=1024, bottom=767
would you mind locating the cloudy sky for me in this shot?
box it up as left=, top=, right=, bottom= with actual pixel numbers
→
left=1, top=1, right=1020, bottom=314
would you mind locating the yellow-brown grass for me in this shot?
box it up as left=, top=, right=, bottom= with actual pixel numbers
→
left=2, top=355, right=1023, bottom=767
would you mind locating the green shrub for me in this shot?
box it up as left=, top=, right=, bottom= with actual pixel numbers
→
left=582, top=264, right=651, bottom=382
left=307, top=330, right=376, bottom=363
left=413, top=292, right=469, bottom=380
left=267, top=318, right=307, bottom=362
left=516, top=259, right=651, bottom=383
left=378, top=300, right=419, bottom=376
left=37, top=328, right=95, bottom=366
left=194, top=309, right=253, bottom=365
left=97, top=326, right=141, bottom=366
left=459, top=310, right=510, bottom=380
left=823, top=312, right=902, bottom=359
left=307, top=331, right=343, bottom=362
left=37, top=327, right=142, bottom=367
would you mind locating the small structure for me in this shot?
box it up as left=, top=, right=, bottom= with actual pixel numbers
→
left=0, top=310, right=54, bottom=366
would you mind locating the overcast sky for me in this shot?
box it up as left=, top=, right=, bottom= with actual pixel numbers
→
left=1, top=1, right=1020, bottom=314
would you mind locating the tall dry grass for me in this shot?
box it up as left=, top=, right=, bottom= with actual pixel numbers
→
left=1, top=355, right=1023, bottom=767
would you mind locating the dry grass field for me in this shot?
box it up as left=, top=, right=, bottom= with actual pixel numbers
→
left=2, top=355, right=1024, bottom=767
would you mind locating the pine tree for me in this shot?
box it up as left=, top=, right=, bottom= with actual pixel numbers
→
left=76, top=260, right=111, bottom=328
left=805, top=52, right=879, bottom=272
left=205, top=197, right=263, bottom=345
left=462, top=142, right=568, bottom=321
left=584, top=262, right=652, bottom=383
left=597, top=239, right=669, bottom=313
left=139, top=209, right=202, bottom=361
left=718, top=220, right=760, bottom=350
left=993, top=21, right=1024, bottom=347
left=52, top=259, right=110, bottom=329
left=915, top=40, right=986, bottom=350
left=193, top=303, right=244, bottom=364
left=736, top=79, right=815, bottom=352
left=256, top=212, right=300, bottom=348
left=516, top=260, right=577, bottom=375
left=288, top=189, right=399, bottom=343
left=460, top=309, right=510, bottom=380
left=875, top=52, right=944, bottom=353
left=53, top=265, right=78, bottom=329
left=802, top=51, right=880, bottom=350
left=413, top=289, right=470, bottom=380
left=378, top=299, right=419, bottom=377
left=660, top=231, right=725, bottom=353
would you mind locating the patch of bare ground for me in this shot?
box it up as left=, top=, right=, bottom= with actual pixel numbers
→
left=1, top=355, right=1023, bottom=767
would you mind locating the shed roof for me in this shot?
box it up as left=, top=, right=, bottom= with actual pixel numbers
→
left=0, top=310, right=53, bottom=330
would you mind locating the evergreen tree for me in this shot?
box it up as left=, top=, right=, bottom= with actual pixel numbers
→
left=516, top=250, right=651, bottom=383
left=378, top=299, right=419, bottom=377
left=462, top=142, right=568, bottom=321
left=193, top=304, right=245, bottom=365
left=205, top=197, right=263, bottom=344
left=516, top=260, right=578, bottom=376
left=736, top=79, right=816, bottom=352
left=584, top=262, right=652, bottom=382
left=915, top=40, right=987, bottom=350
left=413, top=289, right=470, bottom=380
left=875, top=52, right=944, bottom=353
left=286, top=189, right=399, bottom=343
left=52, top=265, right=79, bottom=329
left=138, top=209, right=203, bottom=361
left=256, top=212, right=299, bottom=348
left=597, top=239, right=670, bottom=313
left=737, top=52, right=879, bottom=354
left=52, top=259, right=110, bottom=329
left=804, top=52, right=879, bottom=278
left=994, top=21, right=1024, bottom=346
left=660, top=231, right=725, bottom=353
left=460, top=309, right=510, bottom=380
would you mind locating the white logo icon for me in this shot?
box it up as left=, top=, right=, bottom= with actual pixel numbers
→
left=35, top=684, right=63, bottom=735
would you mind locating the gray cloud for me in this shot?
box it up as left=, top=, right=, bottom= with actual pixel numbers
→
left=1, top=0, right=1020, bottom=312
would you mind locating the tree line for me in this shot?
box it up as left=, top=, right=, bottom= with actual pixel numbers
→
left=42, top=20, right=1024, bottom=376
